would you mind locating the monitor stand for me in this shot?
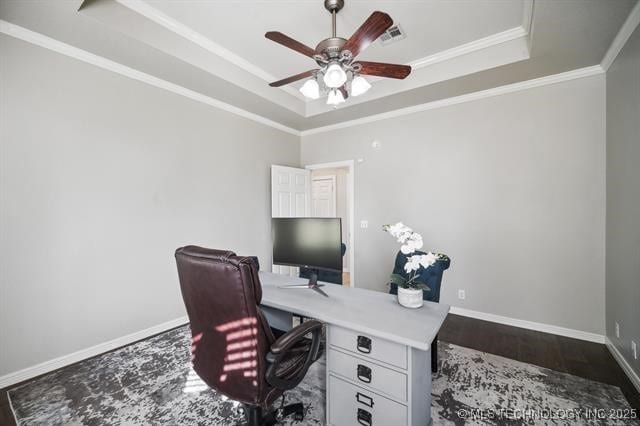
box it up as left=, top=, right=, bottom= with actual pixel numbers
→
left=279, top=271, right=329, bottom=298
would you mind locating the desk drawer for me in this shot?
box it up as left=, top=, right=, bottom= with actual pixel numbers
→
left=328, top=374, right=407, bottom=426
left=328, top=348, right=407, bottom=401
left=329, top=326, right=407, bottom=369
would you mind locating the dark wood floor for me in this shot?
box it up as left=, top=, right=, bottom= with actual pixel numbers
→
left=1, top=314, right=638, bottom=424
left=439, top=314, right=640, bottom=411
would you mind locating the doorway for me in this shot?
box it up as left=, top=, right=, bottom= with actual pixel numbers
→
left=306, top=161, right=355, bottom=287
left=311, top=176, right=336, bottom=217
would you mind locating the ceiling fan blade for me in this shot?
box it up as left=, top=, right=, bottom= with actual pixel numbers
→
left=269, top=70, right=315, bottom=87
left=265, top=31, right=316, bottom=58
left=342, top=11, right=393, bottom=58
left=358, top=61, right=411, bottom=79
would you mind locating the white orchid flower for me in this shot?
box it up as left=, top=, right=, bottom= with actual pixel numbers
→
left=404, top=255, right=422, bottom=273
left=397, top=228, right=417, bottom=245
left=408, top=233, right=423, bottom=249
left=387, top=222, right=412, bottom=240
left=386, top=223, right=437, bottom=275
left=386, top=222, right=403, bottom=237
left=400, top=234, right=424, bottom=254
left=400, top=244, right=414, bottom=254
left=397, top=232, right=411, bottom=243
left=419, top=252, right=438, bottom=268
left=404, top=252, right=438, bottom=274
left=400, top=240, right=423, bottom=254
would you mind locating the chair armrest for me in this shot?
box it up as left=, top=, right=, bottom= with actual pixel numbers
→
left=270, top=320, right=322, bottom=354
left=265, top=320, right=323, bottom=391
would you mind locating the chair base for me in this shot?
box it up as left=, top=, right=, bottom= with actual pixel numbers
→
left=243, top=402, right=304, bottom=426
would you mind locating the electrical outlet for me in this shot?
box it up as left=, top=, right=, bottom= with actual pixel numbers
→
left=360, top=220, right=368, bottom=229
left=632, top=341, right=637, bottom=360
left=616, top=322, right=620, bottom=338
left=458, top=290, right=466, bottom=300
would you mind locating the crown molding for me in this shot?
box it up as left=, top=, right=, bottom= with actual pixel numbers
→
left=0, top=20, right=301, bottom=136
left=601, top=0, right=640, bottom=71
left=522, top=0, right=535, bottom=36
left=522, top=0, right=535, bottom=51
left=114, top=0, right=306, bottom=102
left=408, top=25, right=527, bottom=70
left=306, top=0, right=535, bottom=115
left=300, top=65, right=604, bottom=136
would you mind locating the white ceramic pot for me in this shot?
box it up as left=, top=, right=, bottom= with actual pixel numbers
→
left=397, top=287, right=424, bottom=308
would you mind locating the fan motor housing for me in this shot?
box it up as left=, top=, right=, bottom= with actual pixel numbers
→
left=316, top=37, right=347, bottom=58
left=324, top=0, right=344, bottom=13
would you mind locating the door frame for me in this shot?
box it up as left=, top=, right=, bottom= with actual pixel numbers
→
left=311, top=175, right=337, bottom=217
left=305, top=160, right=355, bottom=287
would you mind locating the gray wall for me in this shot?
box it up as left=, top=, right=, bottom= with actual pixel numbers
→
left=302, top=75, right=606, bottom=335
left=606, top=25, right=640, bottom=376
left=0, top=35, right=299, bottom=376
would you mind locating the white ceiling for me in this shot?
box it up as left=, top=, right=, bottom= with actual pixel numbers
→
left=143, top=0, right=525, bottom=79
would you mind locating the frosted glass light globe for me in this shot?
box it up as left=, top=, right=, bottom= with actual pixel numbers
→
left=351, top=75, right=371, bottom=96
left=323, top=62, right=347, bottom=88
left=326, top=89, right=345, bottom=105
left=299, top=79, right=320, bottom=99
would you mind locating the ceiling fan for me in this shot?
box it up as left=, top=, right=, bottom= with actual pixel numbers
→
left=265, top=0, right=411, bottom=106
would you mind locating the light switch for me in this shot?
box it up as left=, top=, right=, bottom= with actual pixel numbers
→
left=360, top=220, right=369, bottom=229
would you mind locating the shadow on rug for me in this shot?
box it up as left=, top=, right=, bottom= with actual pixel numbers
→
left=8, top=325, right=638, bottom=425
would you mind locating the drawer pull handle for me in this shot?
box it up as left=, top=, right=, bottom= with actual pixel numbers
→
left=356, top=392, right=374, bottom=407
left=357, top=408, right=372, bottom=426
left=357, top=364, right=372, bottom=383
left=357, top=335, right=372, bottom=353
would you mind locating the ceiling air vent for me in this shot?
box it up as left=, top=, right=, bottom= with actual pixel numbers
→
left=379, top=24, right=406, bottom=46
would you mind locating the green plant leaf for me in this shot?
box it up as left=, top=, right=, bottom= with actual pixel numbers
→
left=389, top=274, right=407, bottom=286
left=399, top=281, right=430, bottom=291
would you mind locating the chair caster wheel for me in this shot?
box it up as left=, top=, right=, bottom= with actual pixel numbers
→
left=236, top=405, right=247, bottom=420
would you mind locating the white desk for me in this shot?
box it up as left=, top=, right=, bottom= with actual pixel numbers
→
left=259, top=272, right=449, bottom=426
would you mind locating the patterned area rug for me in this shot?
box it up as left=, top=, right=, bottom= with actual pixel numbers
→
left=8, top=325, right=637, bottom=425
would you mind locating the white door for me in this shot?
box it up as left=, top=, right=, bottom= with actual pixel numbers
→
left=311, top=176, right=336, bottom=217
left=271, top=165, right=310, bottom=275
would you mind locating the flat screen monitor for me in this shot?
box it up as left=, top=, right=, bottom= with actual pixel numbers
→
left=272, top=217, right=342, bottom=272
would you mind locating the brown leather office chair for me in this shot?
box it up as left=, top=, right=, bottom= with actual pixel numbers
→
left=175, top=246, right=322, bottom=425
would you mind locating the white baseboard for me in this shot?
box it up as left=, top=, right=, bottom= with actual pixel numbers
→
left=7, top=388, right=17, bottom=422
left=0, top=316, right=189, bottom=389
left=605, top=337, right=640, bottom=393
left=449, top=306, right=605, bottom=343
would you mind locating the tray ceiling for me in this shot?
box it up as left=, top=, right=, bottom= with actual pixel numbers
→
left=0, top=0, right=637, bottom=131
left=141, top=0, right=525, bottom=79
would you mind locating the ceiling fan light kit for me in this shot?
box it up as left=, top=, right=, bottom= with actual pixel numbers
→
left=327, top=88, right=346, bottom=105
left=351, top=75, right=372, bottom=97
left=299, top=79, right=320, bottom=99
left=323, top=62, right=348, bottom=88
left=266, top=0, right=411, bottom=106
